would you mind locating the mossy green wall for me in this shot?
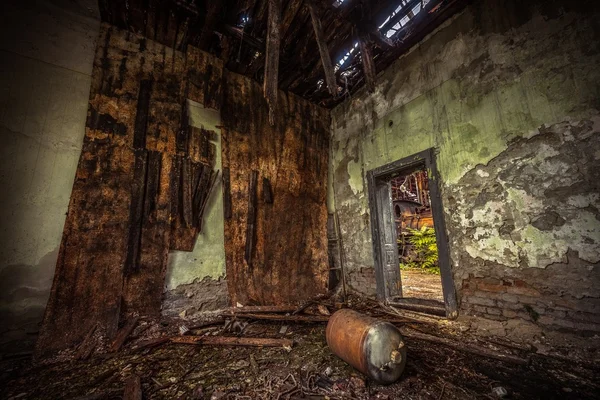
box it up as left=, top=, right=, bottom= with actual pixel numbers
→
left=330, top=0, right=600, bottom=302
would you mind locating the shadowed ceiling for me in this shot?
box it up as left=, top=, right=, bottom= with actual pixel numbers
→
left=99, top=0, right=468, bottom=108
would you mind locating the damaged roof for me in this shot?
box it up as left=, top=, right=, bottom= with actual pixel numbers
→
left=99, top=0, right=468, bottom=108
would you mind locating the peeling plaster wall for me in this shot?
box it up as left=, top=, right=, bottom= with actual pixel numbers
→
left=163, top=100, right=228, bottom=317
left=330, top=0, right=600, bottom=333
left=0, top=0, right=99, bottom=352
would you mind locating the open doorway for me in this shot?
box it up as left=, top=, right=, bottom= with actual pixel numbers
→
left=391, top=168, right=443, bottom=302
left=366, top=149, right=457, bottom=318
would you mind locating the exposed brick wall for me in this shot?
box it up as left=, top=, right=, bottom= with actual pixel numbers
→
left=460, top=268, right=600, bottom=334
left=347, top=267, right=378, bottom=297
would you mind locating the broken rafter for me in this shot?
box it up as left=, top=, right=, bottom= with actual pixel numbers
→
left=263, top=0, right=281, bottom=125
left=307, top=1, right=338, bottom=97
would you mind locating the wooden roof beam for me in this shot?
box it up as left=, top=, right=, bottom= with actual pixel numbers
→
left=307, top=1, right=338, bottom=96
left=264, top=0, right=281, bottom=125
left=357, top=29, right=376, bottom=93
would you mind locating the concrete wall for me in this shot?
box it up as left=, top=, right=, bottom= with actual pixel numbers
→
left=163, top=100, right=228, bottom=318
left=330, top=0, right=600, bottom=335
left=0, top=0, right=99, bottom=352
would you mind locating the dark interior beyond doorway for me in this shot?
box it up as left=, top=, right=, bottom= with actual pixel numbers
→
left=390, top=168, right=444, bottom=303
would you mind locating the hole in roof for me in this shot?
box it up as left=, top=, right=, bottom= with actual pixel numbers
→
left=320, top=0, right=438, bottom=91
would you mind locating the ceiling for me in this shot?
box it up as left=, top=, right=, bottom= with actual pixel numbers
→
left=98, top=0, right=468, bottom=108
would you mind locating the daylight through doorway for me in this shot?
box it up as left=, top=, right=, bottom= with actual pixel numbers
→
left=390, top=167, right=443, bottom=303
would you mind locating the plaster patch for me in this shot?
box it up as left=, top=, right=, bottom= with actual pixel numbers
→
left=347, top=159, right=364, bottom=196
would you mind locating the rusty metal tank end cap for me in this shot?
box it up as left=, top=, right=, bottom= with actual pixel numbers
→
left=390, top=350, right=403, bottom=364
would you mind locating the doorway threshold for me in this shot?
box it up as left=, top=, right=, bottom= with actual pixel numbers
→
left=388, top=297, right=446, bottom=317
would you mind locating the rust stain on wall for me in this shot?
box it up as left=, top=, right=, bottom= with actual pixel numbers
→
left=36, top=23, right=331, bottom=358
left=36, top=24, right=223, bottom=358
left=221, top=71, right=330, bottom=307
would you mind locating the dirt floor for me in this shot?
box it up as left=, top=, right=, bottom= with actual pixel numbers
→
left=1, top=298, right=599, bottom=400
left=400, top=269, right=444, bottom=302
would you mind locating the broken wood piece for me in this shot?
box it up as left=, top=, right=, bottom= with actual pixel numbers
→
left=109, top=316, right=140, bottom=352
left=123, top=375, right=142, bottom=400
left=235, top=313, right=330, bottom=323
left=244, top=170, right=259, bottom=267
left=317, top=304, right=331, bottom=316
left=307, top=0, right=338, bottom=96
left=264, top=0, right=281, bottom=125
left=399, top=328, right=529, bottom=365
left=74, top=323, right=99, bottom=360
left=230, top=305, right=298, bottom=314
left=387, top=300, right=446, bottom=317
left=171, top=335, right=294, bottom=348
left=130, top=336, right=170, bottom=352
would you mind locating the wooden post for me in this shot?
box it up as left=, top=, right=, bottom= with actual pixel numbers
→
left=358, top=31, right=376, bottom=93
left=307, top=1, right=338, bottom=97
left=263, top=0, right=281, bottom=125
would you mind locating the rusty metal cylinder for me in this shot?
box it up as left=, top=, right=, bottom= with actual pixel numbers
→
left=326, top=309, right=407, bottom=384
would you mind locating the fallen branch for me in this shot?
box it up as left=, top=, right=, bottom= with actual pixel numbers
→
left=400, top=327, right=529, bottom=365
left=171, top=335, right=294, bottom=348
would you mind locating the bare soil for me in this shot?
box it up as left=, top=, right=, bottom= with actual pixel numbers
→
left=400, top=268, right=444, bottom=302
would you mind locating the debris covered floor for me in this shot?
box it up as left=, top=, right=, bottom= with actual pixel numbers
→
left=2, top=301, right=599, bottom=400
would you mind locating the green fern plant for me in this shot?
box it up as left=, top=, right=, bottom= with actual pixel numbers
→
left=399, top=226, right=439, bottom=273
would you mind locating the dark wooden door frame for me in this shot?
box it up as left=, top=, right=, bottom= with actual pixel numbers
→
left=366, top=148, right=458, bottom=318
